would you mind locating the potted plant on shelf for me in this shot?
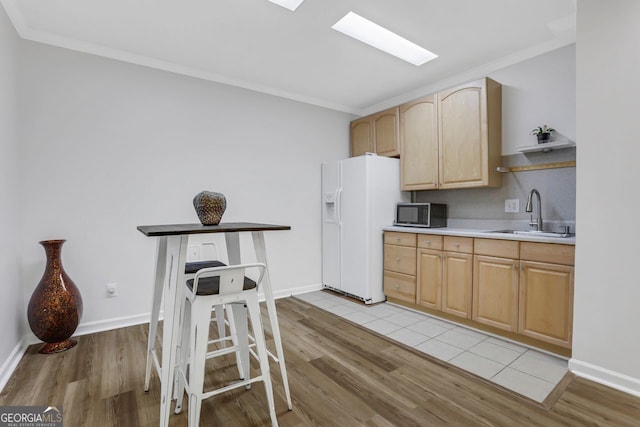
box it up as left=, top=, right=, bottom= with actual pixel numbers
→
left=531, top=125, right=555, bottom=144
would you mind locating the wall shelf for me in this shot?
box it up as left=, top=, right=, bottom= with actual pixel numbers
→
left=497, top=161, right=576, bottom=173
left=517, top=139, right=575, bottom=153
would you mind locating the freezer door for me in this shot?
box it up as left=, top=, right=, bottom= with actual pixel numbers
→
left=321, top=161, right=341, bottom=290
left=339, top=156, right=370, bottom=298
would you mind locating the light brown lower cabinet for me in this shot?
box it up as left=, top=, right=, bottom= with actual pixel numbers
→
left=416, top=249, right=442, bottom=310
left=383, top=232, right=417, bottom=305
left=383, top=232, right=575, bottom=352
left=472, top=255, right=519, bottom=332
left=442, top=251, right=473, bottom=319
left=518, top=261, right=574, bottom=348
left=441, top=237, right=473, bottom=319
left=383, top=270, right=416, bottom=304
left=471, top=238, right=519, bottom=332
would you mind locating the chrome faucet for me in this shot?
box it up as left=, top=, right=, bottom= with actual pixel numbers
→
left=525, top=189, right=543, bottom=231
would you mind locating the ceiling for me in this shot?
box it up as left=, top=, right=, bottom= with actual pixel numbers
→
left=1, top=0, right=576, bottom=115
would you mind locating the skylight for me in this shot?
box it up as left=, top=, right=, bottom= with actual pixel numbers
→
left=332, top=12, right=437, bottom=66
left=267, top=0, right=305, bottom=11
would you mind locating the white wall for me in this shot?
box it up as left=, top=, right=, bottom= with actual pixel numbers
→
left=416, top=45, right=576, bottom=226
left=0, top=6, right=22, bottom=387
left=16, top=41, right=350, bottom=331
left=571, top=0, right=640, bottom=396
left=490, top=45, right=576, bottom=155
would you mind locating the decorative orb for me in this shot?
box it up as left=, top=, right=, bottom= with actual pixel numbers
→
left=193, top=191, right=226, bottom=225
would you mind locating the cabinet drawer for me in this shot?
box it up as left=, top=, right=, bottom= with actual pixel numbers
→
left=384, top=244, right=417, bottom=275
left=417, top=234, right=443, bottom=250
left=444, top=236, right=473, bottom=253
left=520, top=242, right=575, bottom=266
left=474, top=238, right=519, bottom=259
left=384, top=270, right=416, bottom=304
left=385, top=232, right=417, bottom=247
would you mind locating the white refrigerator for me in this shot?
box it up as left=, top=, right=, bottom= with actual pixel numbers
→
left=321, top=154, right=407, bottom=304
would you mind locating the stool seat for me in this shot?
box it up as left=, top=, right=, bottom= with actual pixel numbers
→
left=185, top=260, right=226, bottom=274
left=185, top=276, right=256, bottom=295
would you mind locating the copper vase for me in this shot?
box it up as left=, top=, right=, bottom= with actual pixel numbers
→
left=28, top=239, right=83, bottom=354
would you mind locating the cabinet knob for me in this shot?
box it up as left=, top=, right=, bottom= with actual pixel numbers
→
left=424, top=240, right=431, bottom=245
left=453, top=243, right=460, bottom=247
left=395, top=258, right=401, bottom=262
left=394, top=284, right=400, bottom=289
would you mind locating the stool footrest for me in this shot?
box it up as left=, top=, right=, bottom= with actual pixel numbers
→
left=201, top=376, right=265, bottom=400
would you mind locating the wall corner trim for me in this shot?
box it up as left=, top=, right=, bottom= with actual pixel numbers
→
left=569, top=358, right=640, bottom=398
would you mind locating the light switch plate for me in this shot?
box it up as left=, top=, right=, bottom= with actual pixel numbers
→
left=505, top=199, right=520, bottom=213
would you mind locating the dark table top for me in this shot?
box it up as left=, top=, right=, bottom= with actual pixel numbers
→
left=137, top=222, right=291, bottom=237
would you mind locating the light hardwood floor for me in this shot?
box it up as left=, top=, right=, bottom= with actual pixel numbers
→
left=1, top=296, right=639, bottom=426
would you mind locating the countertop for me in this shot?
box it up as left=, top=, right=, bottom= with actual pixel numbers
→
left=382, top=226, right=576, bottom=245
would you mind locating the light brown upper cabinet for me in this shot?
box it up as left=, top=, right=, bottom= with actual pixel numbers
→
left=400, top=95, right=439, bottom=190
left=350, top=107, right=400, bottom=158
left=373, top=107, right=400, bottom=157
left=437, top=78, right=502, bottom=189
left=350, top=117, right=373, bottom=157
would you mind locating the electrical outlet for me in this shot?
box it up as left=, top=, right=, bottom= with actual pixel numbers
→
left=505, top=199, right=520, bottom=213
left=106, top=283, right=118, bottom=298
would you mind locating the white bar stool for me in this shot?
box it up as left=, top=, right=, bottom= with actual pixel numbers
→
left=144, top=257, right=236, bottom=393
left=174, top=263, right=278, bottom=427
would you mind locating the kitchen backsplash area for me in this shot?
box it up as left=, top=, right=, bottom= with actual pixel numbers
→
left=414, top=148, right=576, bottom=233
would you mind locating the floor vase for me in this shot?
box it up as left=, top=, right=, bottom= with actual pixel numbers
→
left=28, top=239, right=83, bottom=353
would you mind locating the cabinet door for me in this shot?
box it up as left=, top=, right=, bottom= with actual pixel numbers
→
left=519, top=261, right=574, bottom=348
left=442, top=252, right=473, bottom=319
left=400, top=96, right=438, bottom=190
left=472, top=255, right=519, bottom=332
left=384, top=244, right=417, bottom=275
left=384, top=270, right=416, bottom=304
left=438, top=78, right=501, bottom=189
left=385, top=231, right=417, bottom=247
left=350, top=117, right=373, bottom=157
left=417, top=249, right=442, bottom=310
left=373, top=107, right=400, bottom=157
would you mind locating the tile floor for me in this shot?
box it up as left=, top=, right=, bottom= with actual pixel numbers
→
left=294, top=290, right=569, bottom=403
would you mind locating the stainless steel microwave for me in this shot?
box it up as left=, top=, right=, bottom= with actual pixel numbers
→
left=394, top=203, right=447, bottom=228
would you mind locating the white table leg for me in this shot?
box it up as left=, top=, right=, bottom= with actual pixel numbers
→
left=145, top=237, right=167, bottom=391
left=225, top=232, right=241, bottom=265
left=159, top=235, right=188, bottom=427
left=252, top=231, right=293, bottom=410
left=224, top=232, right=248, bottom=378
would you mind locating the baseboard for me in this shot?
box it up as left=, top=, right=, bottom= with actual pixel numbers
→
left=0, top=337, right=29, bottom=393
left=74, top=312, right=154, bottom=337
left=2, top=284, right=322, bottom=392
left=569, top=358, right=640, bottom=398
left=261, top=283, right=323, bottom=301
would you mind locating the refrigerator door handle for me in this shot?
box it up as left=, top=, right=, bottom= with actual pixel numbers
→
left=336, top=188, right=342, bottom=226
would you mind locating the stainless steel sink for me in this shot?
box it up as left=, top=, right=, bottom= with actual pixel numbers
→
left=487, top=230, right=574, bottom=238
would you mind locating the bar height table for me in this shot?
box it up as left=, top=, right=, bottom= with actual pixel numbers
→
left=137, top=222, right=292, bottom=427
